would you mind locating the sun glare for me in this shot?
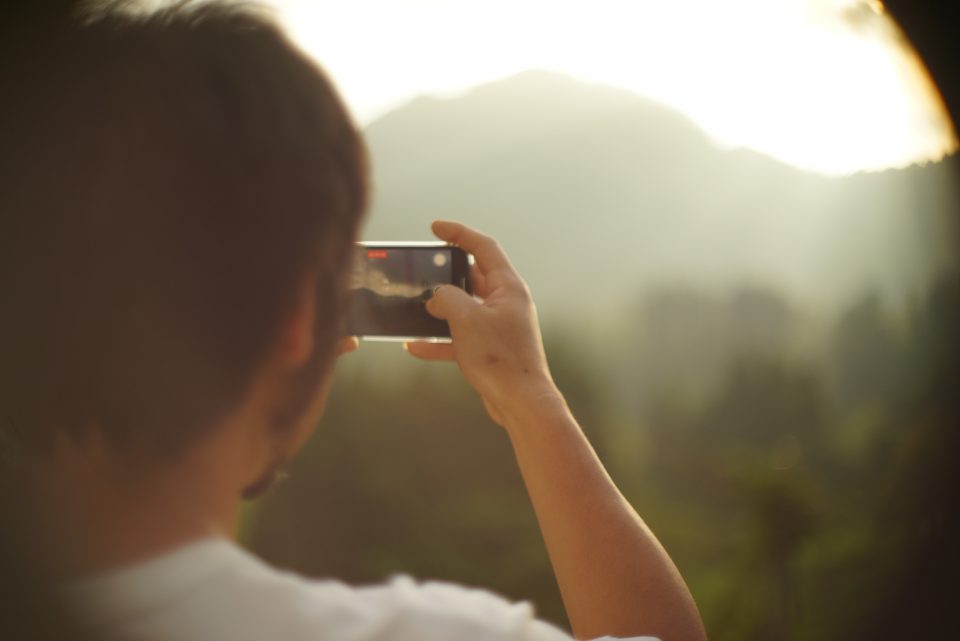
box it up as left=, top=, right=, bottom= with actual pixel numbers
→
left=277, top=0, right=957, bottom=176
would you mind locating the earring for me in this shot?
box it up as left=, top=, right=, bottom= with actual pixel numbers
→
left=241, top=459, right=290, bottom=501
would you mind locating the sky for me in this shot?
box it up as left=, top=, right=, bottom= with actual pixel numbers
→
left=272, top=0, right=957, bottom=176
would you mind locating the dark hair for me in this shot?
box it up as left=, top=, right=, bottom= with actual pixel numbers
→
left=0, top=1, right=368, bottom=457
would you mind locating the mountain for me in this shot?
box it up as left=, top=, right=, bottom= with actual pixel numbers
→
left=361, top=70, right=959, bottom=322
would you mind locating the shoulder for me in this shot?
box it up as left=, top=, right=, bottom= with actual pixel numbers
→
left=260, top=572, right=575, bottom=641
left=211, top=550, right=659, bottom=641
left=119, top=541, right=571, bottom=641
left=253, top=571, right=656, bottom=641
left=77, top=539, right=653, bottom=641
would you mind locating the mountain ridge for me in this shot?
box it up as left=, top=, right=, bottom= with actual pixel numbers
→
left=361, top=70, right=959, bottom=320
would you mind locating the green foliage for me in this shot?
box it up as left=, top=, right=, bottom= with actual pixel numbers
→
left=243, top=276, right=957, bottom=640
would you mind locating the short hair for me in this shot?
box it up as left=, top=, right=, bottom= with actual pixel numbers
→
left=0, top=1, right=368, bottom=457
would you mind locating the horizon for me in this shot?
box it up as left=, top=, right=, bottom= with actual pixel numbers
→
left=364, top=68, right=957, bottom=178
left=274, top=0, right=957, bottom=176
left=355, top=64, right=959, bottom=330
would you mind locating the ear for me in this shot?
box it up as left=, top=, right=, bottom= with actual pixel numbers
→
left=278, top=275, right=316, bottom=368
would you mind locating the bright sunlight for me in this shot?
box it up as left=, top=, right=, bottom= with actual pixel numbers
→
left=275, top=0, right=957, bottom=176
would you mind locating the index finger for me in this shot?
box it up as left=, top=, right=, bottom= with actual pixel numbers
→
left=431, top=220, right=514, bottom=276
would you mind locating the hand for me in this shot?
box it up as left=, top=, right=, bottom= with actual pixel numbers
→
left=405, top=221, right=561, bottom=427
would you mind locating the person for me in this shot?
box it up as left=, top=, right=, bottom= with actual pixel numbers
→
left=0, top=3, right=706, bottom=641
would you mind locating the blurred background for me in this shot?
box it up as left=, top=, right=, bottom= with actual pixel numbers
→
left=227, top=1, right=958, bottom=640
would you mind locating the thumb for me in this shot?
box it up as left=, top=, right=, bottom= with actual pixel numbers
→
left=426, top=284, right=477, bottom=321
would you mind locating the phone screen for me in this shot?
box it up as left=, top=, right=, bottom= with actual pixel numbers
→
left=344, top=245, right=464, bottom=339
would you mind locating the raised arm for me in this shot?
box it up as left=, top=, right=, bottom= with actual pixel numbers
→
left=405, top=221, right=707, bottom=641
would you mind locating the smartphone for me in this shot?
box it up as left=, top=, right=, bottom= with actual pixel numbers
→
left=344, top=242, right=473, bottom=341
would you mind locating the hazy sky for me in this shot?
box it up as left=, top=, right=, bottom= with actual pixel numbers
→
left=272, top=0, right=956, bottom=176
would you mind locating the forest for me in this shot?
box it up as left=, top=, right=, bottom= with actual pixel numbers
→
left=245, top=273, right=958, bottom=641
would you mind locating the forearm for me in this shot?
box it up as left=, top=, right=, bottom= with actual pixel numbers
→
left=410, top=221, right=706, bottom=639
left=502, top=388, right=706, bottom=641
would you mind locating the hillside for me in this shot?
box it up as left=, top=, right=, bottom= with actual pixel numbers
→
left=362, top=70, right=959, bottom=320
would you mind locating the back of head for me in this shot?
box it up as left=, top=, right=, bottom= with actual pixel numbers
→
left=0, top=0, right=368, bottom=459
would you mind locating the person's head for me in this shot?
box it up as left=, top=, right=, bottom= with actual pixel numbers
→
left=0, top=1, right=368, bottom=496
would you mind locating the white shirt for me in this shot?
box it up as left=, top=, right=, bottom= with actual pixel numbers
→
left=64, top=537, right=657, bottom=641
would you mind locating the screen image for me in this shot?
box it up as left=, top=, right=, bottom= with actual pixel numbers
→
left=345, top=246, right=455, bottom=338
